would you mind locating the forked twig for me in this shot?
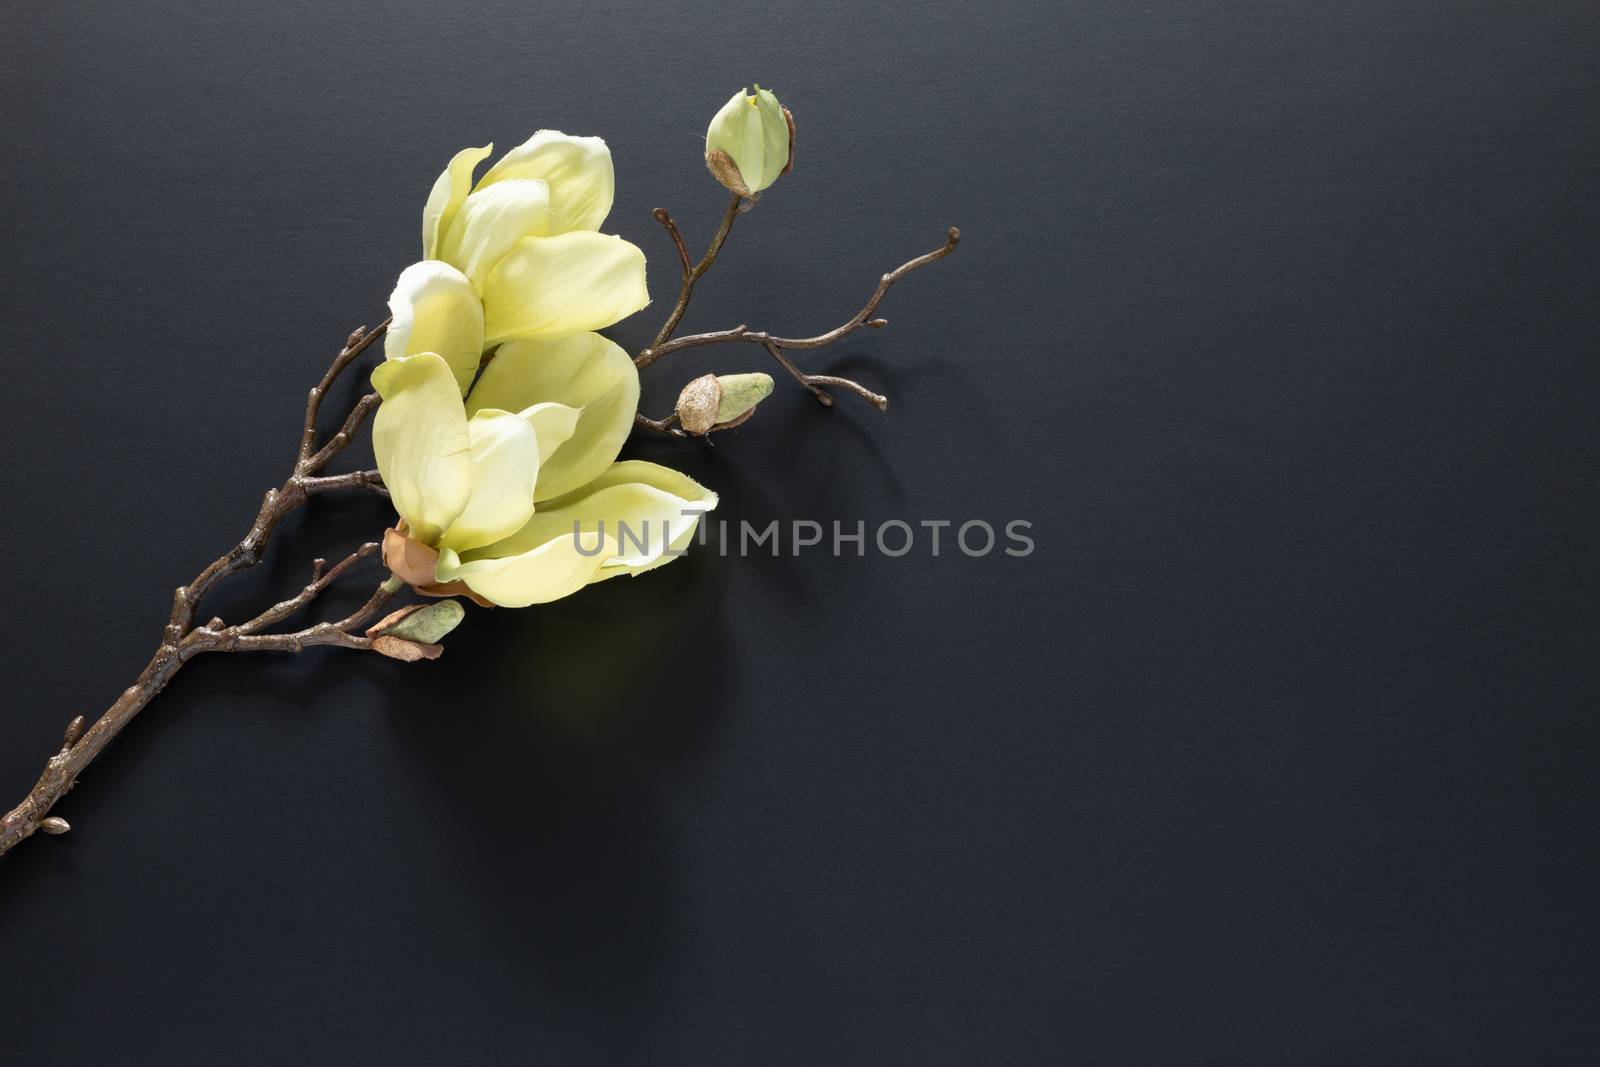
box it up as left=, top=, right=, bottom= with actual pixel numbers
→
left=635, top=228, right=960, bottom=430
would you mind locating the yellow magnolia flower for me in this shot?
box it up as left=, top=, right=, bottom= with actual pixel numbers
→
left=387, top=130, right=650, bottom=394
left=373, top=350, right=716, bottom=608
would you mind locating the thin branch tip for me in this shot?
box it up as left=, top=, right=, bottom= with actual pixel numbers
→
left=636, top=211, right=948, bottom=431
left=648, top=192, right=745, bottom=350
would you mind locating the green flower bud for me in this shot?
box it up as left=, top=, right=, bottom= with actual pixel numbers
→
left=713, top=373, right=775, bottom=424
left=675, top=372, right=776, bottom=434
left=366, top=599, right=466, bottom=644
left=705, top=85, right=794, bottom=197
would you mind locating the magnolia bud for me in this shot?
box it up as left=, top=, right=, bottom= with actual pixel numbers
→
left=676, top=374, right=722, bottom=434
left=713, top=373, right=775, bottom=424
left=675, top=372, right=776, bottom=434
left=705, top=85, right=794, bottom=197
left=365, top=599, right=465, bottom=644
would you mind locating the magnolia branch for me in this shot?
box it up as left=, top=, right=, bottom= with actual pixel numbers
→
left=0, top=323, right=399, bottom=858
left=635, top=226, right=961, bottom=433
left=650, top=192, right=744, bottom=350
left=1, top=204, right=961, bottom=859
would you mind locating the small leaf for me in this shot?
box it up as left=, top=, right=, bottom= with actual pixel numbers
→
left=371, top=599, right=465, bottom=644
left=371, top=635, right=444, bottom=662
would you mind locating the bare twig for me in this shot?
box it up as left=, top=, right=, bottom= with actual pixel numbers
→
left=636, top=228, right=959, bottom=431
left=654, top=208, right=692, bottom=277
left=300, top=320, right=389, bottom=466
left=168, top=322, right=391, bottom=643
left=0, top=323, right=400, bottom=858
left=650, top=192, right=745, bottom=350
left=304, top=469, right=388, bottom=498
left=635, top=410, right=688, bottom=437
left=206, top=578, right=397, bottom=655
left=306, top=393, right=381, bottom=474
left=798, top=374, right=887, bottom=411
left=232, top=542, right=380, bottom=636
left=638, top=228, right=959, bottom=368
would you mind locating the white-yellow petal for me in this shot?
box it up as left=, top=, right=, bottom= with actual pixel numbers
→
left=552, top=460, right=719, bottom=579
left=436, top=179, right=552, bottom=291
left=466, top=332, right=638, bottom=500
left=384, top=261, right=486, bottom=394
left=435, top=534, right=615, bottom=608
left=477, top=130, right=614, bottom=234
left=437, top=409, right=542, bottom=554
left=518, top=401, right=582, bottom=466
left=370, top=353, right=473, bottom=545
left=754, top=86, right=791, bottom=188
left=422, top=143, right=492, bottom=260
left=480, top=233, right=648, bottom=345
left=477, top=460, right=716, bottom=575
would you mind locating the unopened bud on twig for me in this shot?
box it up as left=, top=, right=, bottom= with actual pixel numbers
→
left=40, top=816, right=70, bottom=835
left=675, top=372, right=776, bottom=434
left=705, top=85, right=794, bottom=197
left=675, top=375, right=722, bottom=434
left=366, top=599, right=466, bottom=644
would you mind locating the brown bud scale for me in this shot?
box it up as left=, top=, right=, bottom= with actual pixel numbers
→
left=676, top=373, right=725, bottom=435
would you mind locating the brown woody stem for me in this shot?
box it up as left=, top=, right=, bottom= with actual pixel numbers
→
left=650, top=192, right=744, bottom=350
left=634, top=410, right=688, bottom=437
left=0, top=322, right=399, bottom=859
left=636, top=227, right=960, bottom=432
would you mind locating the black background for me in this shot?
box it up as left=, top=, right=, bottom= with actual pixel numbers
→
left=2, top=1, right=1597, bottom=1063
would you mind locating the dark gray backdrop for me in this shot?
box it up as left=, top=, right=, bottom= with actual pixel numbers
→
left=2, top=1, right=1597, bottom=1063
